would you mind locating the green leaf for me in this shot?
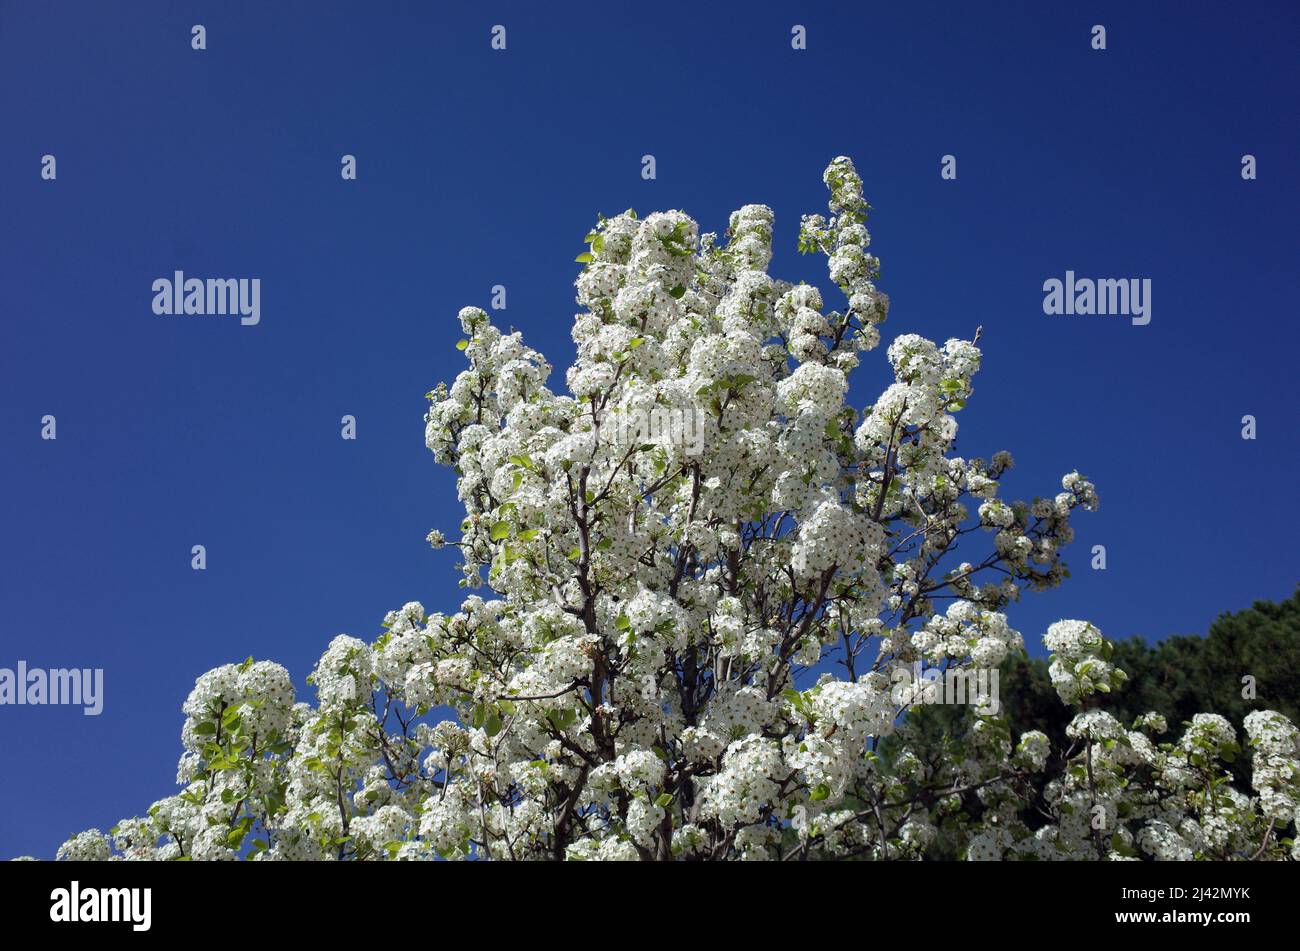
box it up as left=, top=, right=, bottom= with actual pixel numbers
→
left=490, top=521, right=511, bottom=541
left=225, top=819, right=252, bottom=850
left=654, top=793, right=674, bottom=809
left=547, top=707, right=576, bottom=730
left=456, top=339, right=469, bottom=351
left=810, top=784, right=830, bottom=802
left=669, top=284, right=686, bottom=299
left=575, top=252, right=593, bottom=264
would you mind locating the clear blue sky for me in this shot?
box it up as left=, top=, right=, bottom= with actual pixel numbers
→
left=1, top=1, right=1296, bottom=858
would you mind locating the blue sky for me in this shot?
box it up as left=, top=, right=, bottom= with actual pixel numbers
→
left=1, top=1, right=1296, bottom=858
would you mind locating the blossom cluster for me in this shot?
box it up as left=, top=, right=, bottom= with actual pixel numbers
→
left=46, top=159, right=1298, bottom=862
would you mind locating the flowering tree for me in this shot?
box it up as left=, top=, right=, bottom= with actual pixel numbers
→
left=54, top=159, right=1299, bottom=861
